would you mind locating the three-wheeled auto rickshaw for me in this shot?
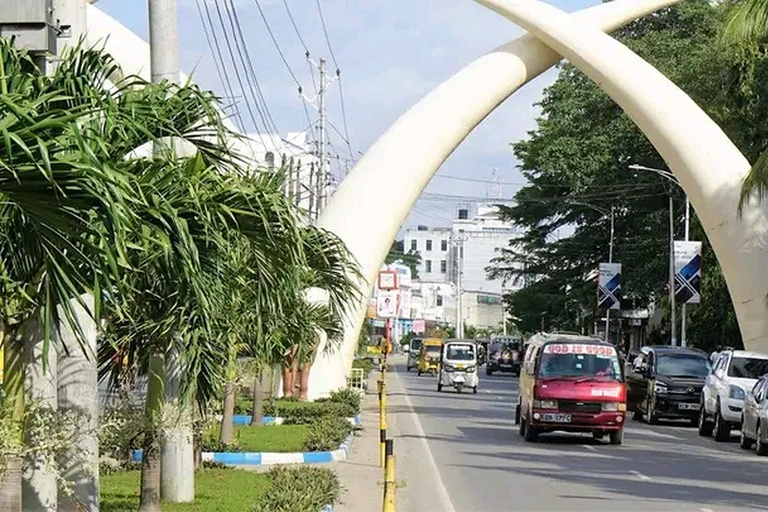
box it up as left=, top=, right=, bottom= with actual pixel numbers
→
left=437, top=339, right=479, bottom=394
left=405, top=337, right=424, bottom=371
left=417, top=338, right=443, bottom=375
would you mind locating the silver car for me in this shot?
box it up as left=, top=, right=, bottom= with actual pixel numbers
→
left=739, top=373, right=768, bottom=455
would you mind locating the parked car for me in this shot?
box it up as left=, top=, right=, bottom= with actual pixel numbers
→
left=626, top=345, right=710, bottom=425
left=516, top=332, right=627, bottom=445
left=740, top=373, right=768, bottom=455
left=699, top=349, right=768, bottom=441
left=486, top=337, right=523, bottom=376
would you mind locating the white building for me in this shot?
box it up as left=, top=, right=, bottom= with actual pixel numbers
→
left=403, top=226, right=453, bottom=283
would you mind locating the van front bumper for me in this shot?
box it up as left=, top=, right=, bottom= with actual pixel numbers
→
left=530, top=410, right=625, bottom=432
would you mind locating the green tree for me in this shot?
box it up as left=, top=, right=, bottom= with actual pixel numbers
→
left=385, top=240, right=421, bottom=279
left=491, top=0, right=764, bottom=348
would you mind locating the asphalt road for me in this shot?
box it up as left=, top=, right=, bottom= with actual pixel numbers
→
left=391, top=357, right=768, bottom=512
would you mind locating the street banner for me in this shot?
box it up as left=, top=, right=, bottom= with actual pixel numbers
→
left=674, top=241, right=702, bottom=304
left=376, top=290, right=399, bottom=318
left=598, top=263, right=621, bottom=310
left=413, top=319, right=425, bottom=334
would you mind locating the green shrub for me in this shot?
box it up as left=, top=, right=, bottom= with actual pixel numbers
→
left=303, top=416, right=352, bottom=452
left=252, top=466, right=341, bottom=512
left=234, top=396, right=252, bottom=415
left=98, top=398, right=146, bottom=463
left=262, top=401, right=355, bottom=425
left=319, top=388, right=361, bottom=415
left=200, top=437, right=241, bottom=453
left=352, top=357, right=374, bottom=378
left=202, top=460, right=230, bottom=470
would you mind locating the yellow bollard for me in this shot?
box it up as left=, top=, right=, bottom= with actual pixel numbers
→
left=379, top=378, right=387, bottom=467
left=382, top=439, right=396, bottom=512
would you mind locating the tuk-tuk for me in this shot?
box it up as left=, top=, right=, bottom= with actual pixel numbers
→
left=437, top=339, right=479, bottom=394
left=417, top=338, right=443, bottom=375
left=405, top=337, right=424, bottom=371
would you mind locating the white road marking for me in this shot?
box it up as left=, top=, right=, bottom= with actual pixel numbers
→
left=630, top=470, right=651, bottom=481
left=584, top=445, right=597, bottom=452
left=396, top=371, right=457, bottom=512
left=623, top=427, right=682, bottom=440
left=700, top=508, right=714, bottom=512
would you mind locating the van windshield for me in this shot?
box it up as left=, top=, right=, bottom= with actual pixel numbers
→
left=446, top=344, right=475, bottom=361
left=537, top=343, right=621, bottom=380
left=410, top=339, right=423, bottom=351
left=424, top=345, right=441, bottom=355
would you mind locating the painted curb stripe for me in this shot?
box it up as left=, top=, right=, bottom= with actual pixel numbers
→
left=131, top=433, right=356, bottom=465
left=229, top=414, right=362, bottom=426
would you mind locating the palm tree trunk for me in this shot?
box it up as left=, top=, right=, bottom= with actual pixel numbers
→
left=139, top=352, right=164, bottom=512
left=219, top=382, right=235, bottom=443
left=298, top=363, right=312, bottom=401
left=251, top=371, right=263, bottom=427
left=0, top=455, right=22, bottom=512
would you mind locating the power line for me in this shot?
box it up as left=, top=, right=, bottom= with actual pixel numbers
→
left=196, top=0, right=246, bottom=132
left=254, top=0, right=302, bottom=88
left=281, top=0, right=309, bottom=53
left=314, top=0, right=339, bottom=69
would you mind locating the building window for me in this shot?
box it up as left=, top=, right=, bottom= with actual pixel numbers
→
left=440, top=260, right=447, bottom=273
left=436, top=295, right=443, bottom=307
left=441, top=240, right=448, bottom=251
left=425, top=260, right=432, bottom=273
left=426, top=240, right=433, bottom=251
left=410, top=239, right=417, bottom=251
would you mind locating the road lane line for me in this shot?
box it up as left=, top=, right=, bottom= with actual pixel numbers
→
left=394, top=369, right=457, bottom=512
left=700, top=508, right=714, bottom=512
left=584, top=445, right=597, bottom=452
left=630, top=470, right=651, bottom=481
left=623, top=427, right=682, bottom=440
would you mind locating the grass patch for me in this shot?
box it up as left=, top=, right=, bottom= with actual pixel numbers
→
left=204, top=424, right=309, bottom=453
left=101, top=468, right=268, bottom=512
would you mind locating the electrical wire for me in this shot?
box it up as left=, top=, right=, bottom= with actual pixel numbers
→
left=314, top=0, right=340, bottom=69
left=226, top=0, right=281, bottom=135
left=196, top=0, right=246, bottom=133
left=254, top=0, right=302, bottom=88
left=281, top=0, right=309, bottom=54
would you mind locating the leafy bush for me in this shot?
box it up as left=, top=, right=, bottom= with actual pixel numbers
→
left=352, top=357, right=374, bottom=378
left=317, top=388, right=361, bottom=415
left=252, top=466, right=341, bottom=512
left=234, top=396, right=252, bottom=415
left=200, top=437, right=241, bottom=453
left=98, top=398, right=146, bottom=463
left=278, top=403, right=356, bottom=425
left=303, top=416, right=352, bottom=452
left=99, top=456, right=140, bottom=476
left=202, top=460, right=230, bottom=470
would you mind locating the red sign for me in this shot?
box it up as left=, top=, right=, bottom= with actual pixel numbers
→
left=378, top=270, right=398, bottom=290
left=543, top=343, right=616, bottom=356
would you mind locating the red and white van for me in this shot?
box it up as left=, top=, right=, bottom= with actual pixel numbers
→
left=516, top=332, right=627, bottom=445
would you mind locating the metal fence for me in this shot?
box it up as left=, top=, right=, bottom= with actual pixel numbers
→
left=347, top=368, right=366, bottom=392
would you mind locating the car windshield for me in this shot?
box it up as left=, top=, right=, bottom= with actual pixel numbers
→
left=446, top=344, right=475, bottom=361
left=410, top=339, right=423, bottom=351
left=537, top=344, right=621, bottom=380
left=492, top=340, right=519, bottom=352
left=656, top=354, right=710, bottom=378
left=728, top=357, right=768, bottom=379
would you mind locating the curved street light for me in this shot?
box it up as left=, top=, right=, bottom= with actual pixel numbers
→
left=629, top=163, right=691, bottom=348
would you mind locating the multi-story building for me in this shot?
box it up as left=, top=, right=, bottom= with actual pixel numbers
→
left=403, top=226, right=453, bottom=283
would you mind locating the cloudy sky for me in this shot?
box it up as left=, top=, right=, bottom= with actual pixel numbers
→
left=95, top=0, right=601, bottom=229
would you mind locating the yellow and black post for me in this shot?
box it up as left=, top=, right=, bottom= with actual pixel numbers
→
left=379, top=370, right=387, bottom=467
left=382, top=438, right=396, bottom=512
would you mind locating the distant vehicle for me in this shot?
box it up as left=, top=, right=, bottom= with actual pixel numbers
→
left=437, top=339, right=479, bottom=394
left=405, top=337, right=424, bottom=371
left=700, top=349, right=768, bottom=441
left=739, top=373, right=768, bottom=455
left=417, top=339, right=443, bottom=376
left=516, top=332, right=626, bottom=445
left=626, top=345, right=710, bottom=426
left=486, top=337, right=523, bottom=376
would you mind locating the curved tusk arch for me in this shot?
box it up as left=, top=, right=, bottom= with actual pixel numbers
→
left=308, top=0, right=682, bottom=399
left=474, top=0, right=768, bottom=349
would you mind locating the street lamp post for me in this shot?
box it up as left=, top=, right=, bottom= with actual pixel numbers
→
left=629, top=164, right=688, bottom=347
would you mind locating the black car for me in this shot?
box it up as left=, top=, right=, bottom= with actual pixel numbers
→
left=485, top=338, right=522, bottom=376
left=626, top=345, right=711, bottom=425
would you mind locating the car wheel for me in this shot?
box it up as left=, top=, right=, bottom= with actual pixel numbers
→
left=437, top=382, right=442, bottom=392
left=644, top=398, right=658, bottom=425
left=518, top=415, right=526, bottom=436
left=486, top=366, right=493, bottom=376
left=473, top=386, right=478, bottom=394
left=740, top=420, right=753, bottom=450
left=714, top=404, right=731, bottom=442
left=757, top=422, right=768, bottom=456
left=698, top=401, right=714, bottom=437
left=609, top=430, right=624, bottom=446
left=632, top=407, right=643, bottom=421
left=515, top=403, right=521, bottom=426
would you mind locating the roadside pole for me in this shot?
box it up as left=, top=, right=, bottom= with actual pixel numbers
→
left=382, top=438, right=396, bottom=512
left=378, top=318, right=389, bottom=468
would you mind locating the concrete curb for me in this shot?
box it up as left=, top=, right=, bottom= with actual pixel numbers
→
left=130, top=428, right=357, bottom=466
left=226, top=414, right=361, bottom=426
left=320, top=505, right=333, bottom=512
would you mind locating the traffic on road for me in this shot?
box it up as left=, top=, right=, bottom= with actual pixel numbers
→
left=394, top=334, right=768, bottom=511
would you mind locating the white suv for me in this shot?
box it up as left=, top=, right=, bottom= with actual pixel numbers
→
left=699, top=349, right=768, bottom=442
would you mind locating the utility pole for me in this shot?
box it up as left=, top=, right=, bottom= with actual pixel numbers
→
left=681, top=197, right=690, bottom=347
left=302, top=57, right=337, bottom=220
left=605, top=205, right=615, bottom=344
left=669, top=196, right=677, bottom=347
left=455, top=236, right=465, bottom=339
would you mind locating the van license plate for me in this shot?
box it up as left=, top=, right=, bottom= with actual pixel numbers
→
left=541, top=413, right=571, bottom=423
left=678, top=403, right=700, bottom=410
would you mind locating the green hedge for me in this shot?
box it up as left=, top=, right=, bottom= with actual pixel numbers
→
left=316, top=388, right=361, bottom=416
left=252, top=466, right=341, bottom=512
left=303, top=416, right=353, bottom=452
left=264, top=402, right=356, bottom=424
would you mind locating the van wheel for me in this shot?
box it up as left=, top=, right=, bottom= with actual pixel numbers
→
left=515, top=403, right=521, bottom=425
left=472, top=386, right=478, bottom=394
left=592, top=432, right=605, bottom=440
left=698, top=402, right=714, bottom=436
left=524, top=420, right=539, bottom=442
left=740, top=421, right=753, bottom=450
left=757, top=422, right=768, bottom=455
left=609, top=430, right=624, bottom=446
left=486, top=366, right=493, bottom=376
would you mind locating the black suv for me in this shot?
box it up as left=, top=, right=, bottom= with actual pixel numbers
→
left=626, top=345, right=711, bottom=425
left=485, top=338, right=522, bottom=376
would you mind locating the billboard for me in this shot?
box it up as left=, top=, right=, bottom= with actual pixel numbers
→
left=598, top=263, right=621, bottom=310
left=674, top=241, right=702, bottom=304
left=376, top=290, right=399, bottom=318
